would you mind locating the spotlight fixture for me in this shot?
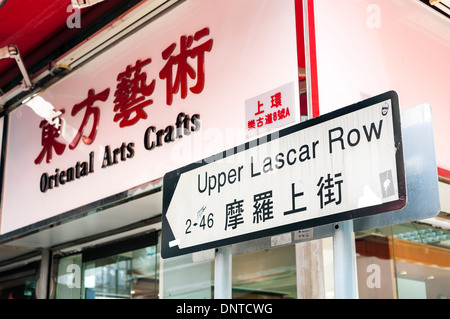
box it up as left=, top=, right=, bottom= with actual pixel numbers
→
left=0, top=45, right=33, bottom=89
left=71, top=0, right=105, bottom=9
left=0, top=45, right=15, bottom=59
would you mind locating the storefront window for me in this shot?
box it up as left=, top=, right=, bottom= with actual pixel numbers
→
left=0, top=262, right=38, bottom=299
left=232, top=245, right=297, bottom=299
left=356, top=222, right=450, bottom=299
left=54, top=221, right=450, bottom=299
left=55, top=254, right=83, bottom=299
left=161, top=253, right=213, bottom=299
left=160, top=241, right=298, bottom=299
left=55, top=232, right=159, bottom=299
left=392, top=223, right=450, bottom=299
left=82, top=246, right=158, bottom=299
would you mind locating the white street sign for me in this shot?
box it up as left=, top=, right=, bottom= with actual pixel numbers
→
left=161, top=91, right=405, bottom=258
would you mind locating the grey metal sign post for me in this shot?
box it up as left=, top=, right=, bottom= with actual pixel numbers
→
left=214, top=245, right=232, bottom=299
left=333, top=220, right=358, bottom=299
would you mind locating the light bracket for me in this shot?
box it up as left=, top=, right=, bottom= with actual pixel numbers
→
left=71, top=0, right=105, bottom=9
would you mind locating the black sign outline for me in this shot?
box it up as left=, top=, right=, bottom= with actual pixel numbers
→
left=161, top=91, right=406, bottom=258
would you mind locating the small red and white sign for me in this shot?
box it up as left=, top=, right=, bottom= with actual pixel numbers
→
left=245, top=82, right=296, bottom=138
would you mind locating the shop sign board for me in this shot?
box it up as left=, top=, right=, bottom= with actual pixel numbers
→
left=161, top=91, right=406, bottom=258
left=1, top=0, right=300, bottom=235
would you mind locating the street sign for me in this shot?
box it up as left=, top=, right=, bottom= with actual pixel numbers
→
left=161, top=91, right=406, bottom=258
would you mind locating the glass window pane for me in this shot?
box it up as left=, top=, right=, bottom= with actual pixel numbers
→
left=55, top=240, right=160, bottom=299
left=161, top=253, right=213, bottom=299
left=355, top=229, right=396, bottom=299
left=0, top=262, right=38, bottom=299
left=231, top=244, right=297, bottom=299
left=55, top=254, right=82, bottom=299
left=130, top=246, right=159, bottom=299
left=83, top=254, right=132, bottom=299
left=356, top=222, right=450, bottom=299
left=81, top=247, right=159, bottom=299
left=0, top=275, right=37, bottom=299
left=392, top=223, right=450, bottom=299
